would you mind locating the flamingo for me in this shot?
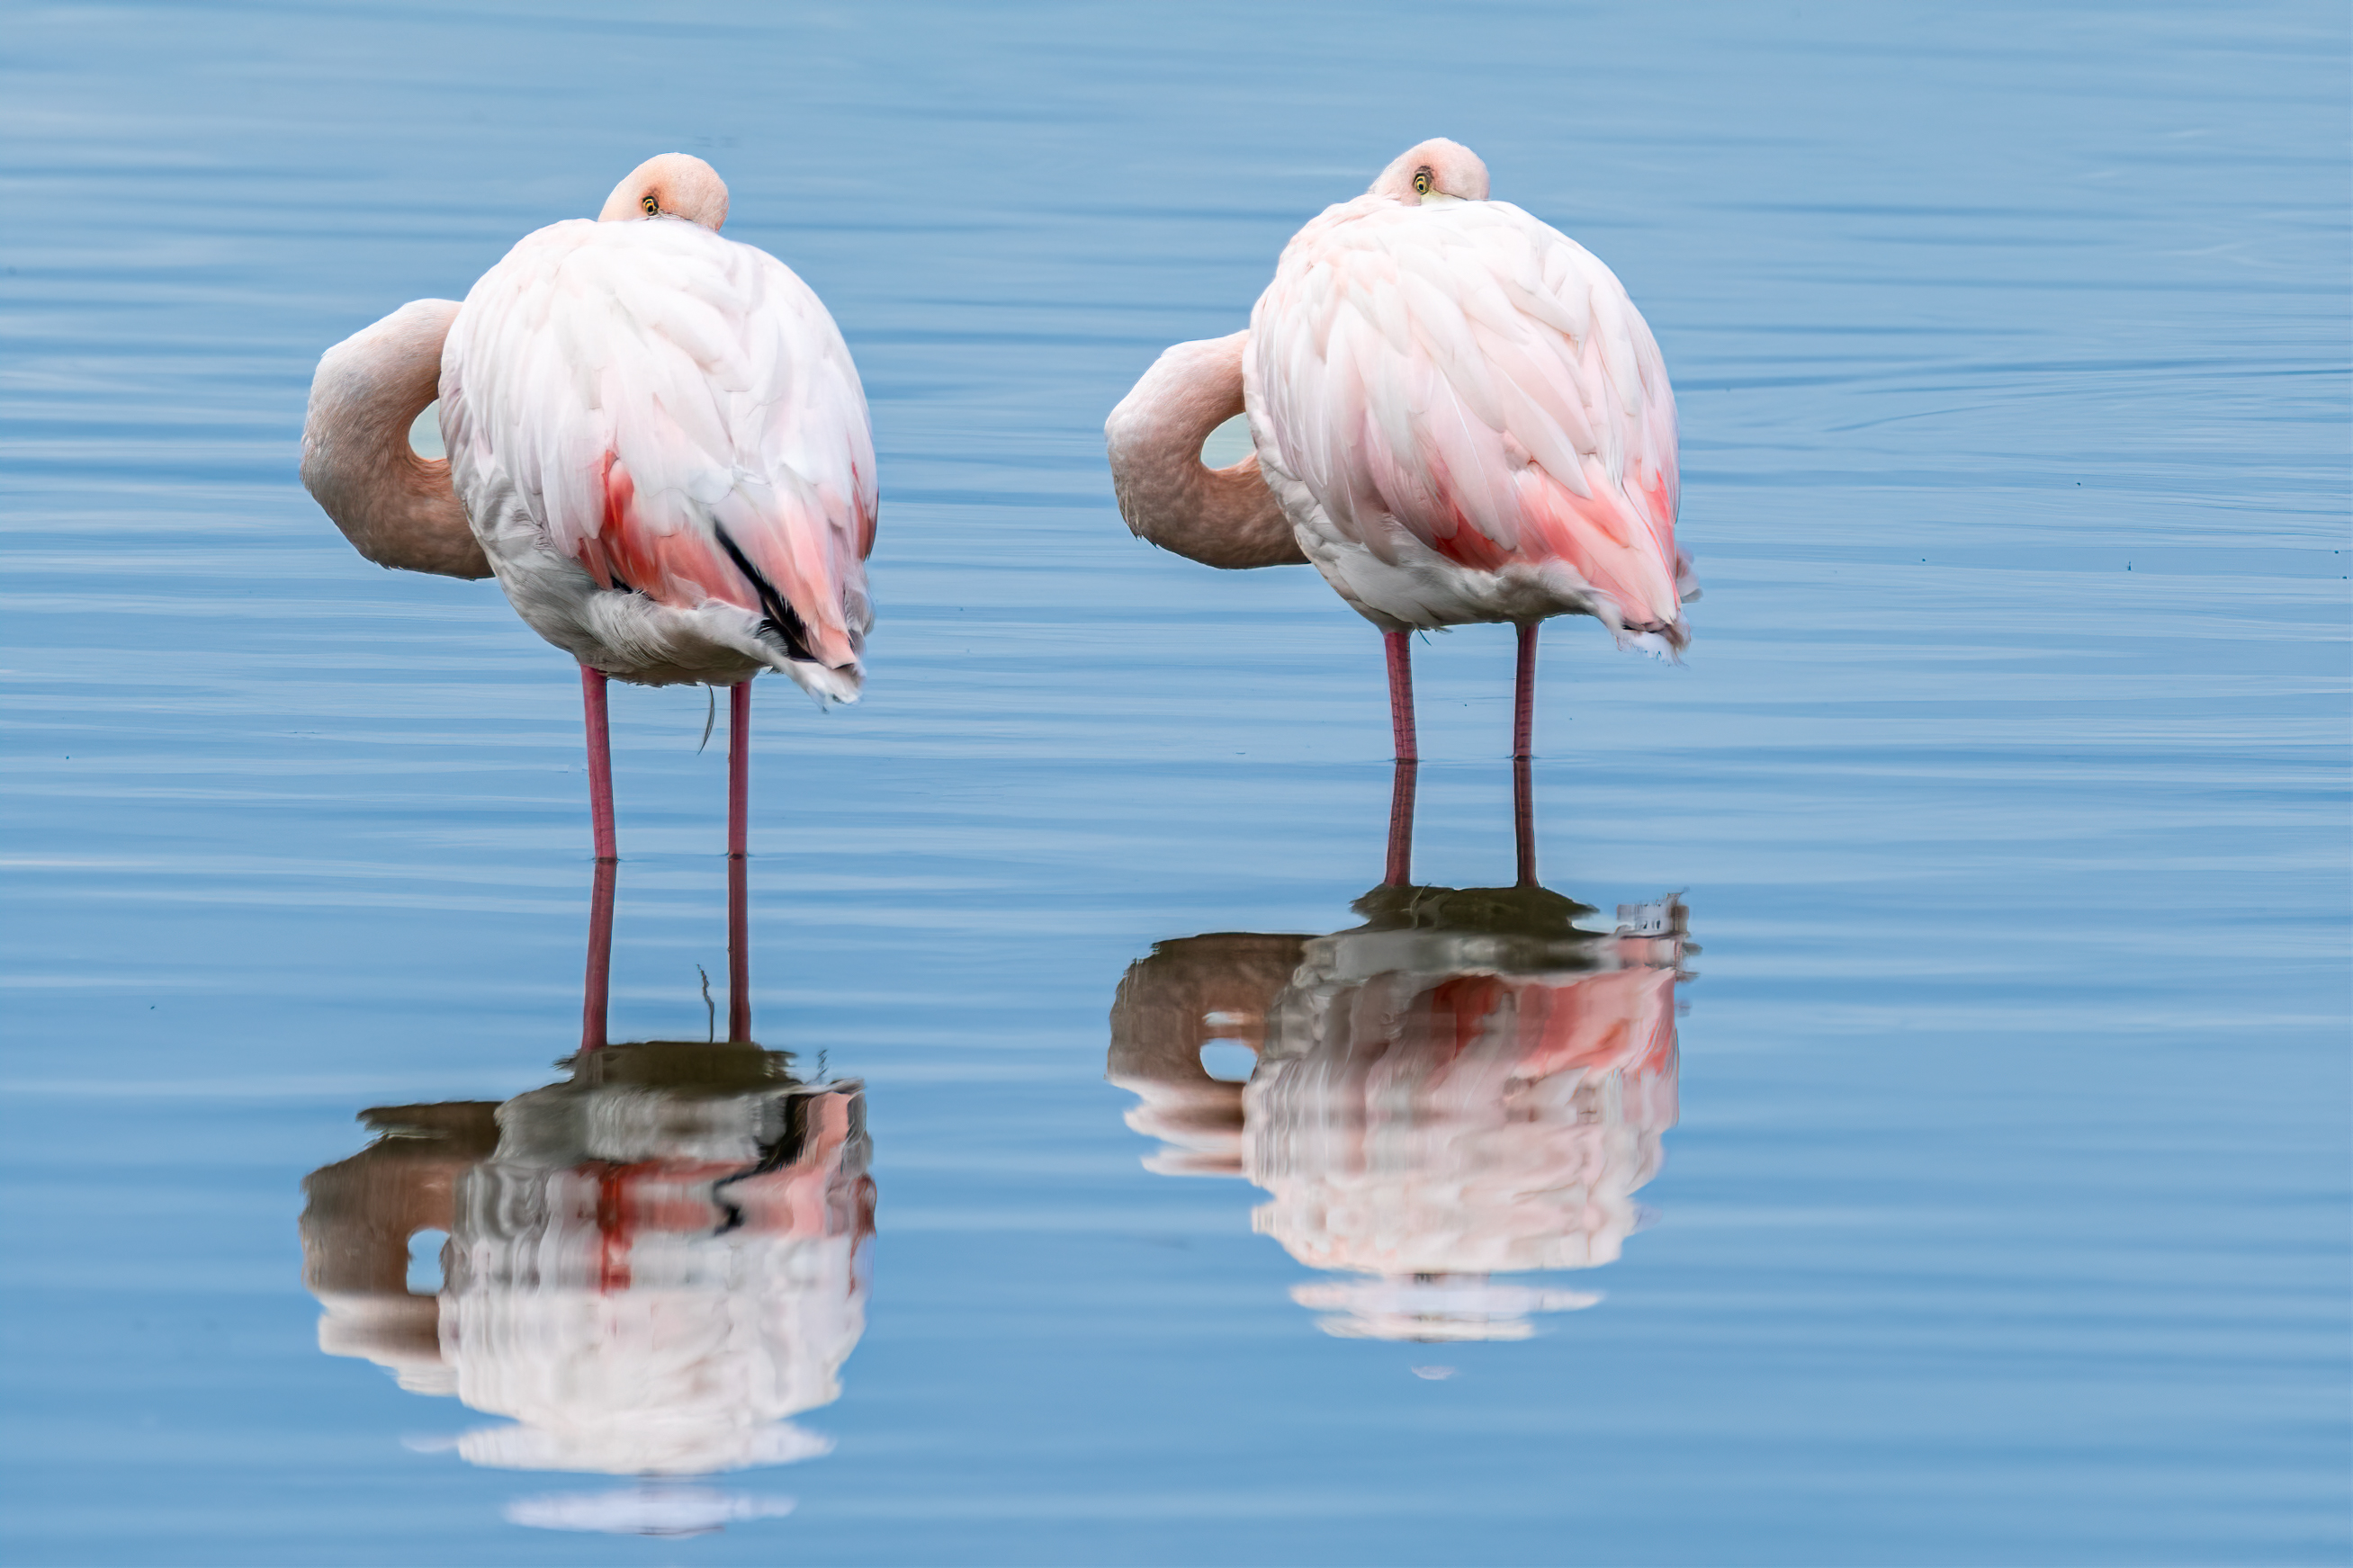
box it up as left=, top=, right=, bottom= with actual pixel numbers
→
left=300, top=849, right=876, bottom=1486
left=1106, top=139, right=1694, bottom=763
left=1104, top=775, right=1688, bottom=1341
left=300, top=154, right=878, bottom=920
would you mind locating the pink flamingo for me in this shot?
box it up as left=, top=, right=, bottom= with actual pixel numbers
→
left=299, top=859, right=877, bottom=1476
left=301, top=154, right=877, bottom=1028
left=1104, top=817, right=1688, bottom=1341
left=1107, top=138, right=1693, bottom=766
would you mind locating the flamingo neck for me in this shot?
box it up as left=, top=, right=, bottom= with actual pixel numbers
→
left=300, top=299, right=489, bottom=580
left=1104, top=331, right=1304, bottom=569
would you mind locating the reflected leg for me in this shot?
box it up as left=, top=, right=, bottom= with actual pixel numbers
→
left=728, top=680, right=752, bottom=1043
left=581, top=856, right=616, bottom=1053
left=1384, top=630, right=1417, bottom=764
left=581, top=665, right=617, bottom=862
left=1384, top=758, right=1418, bottom=888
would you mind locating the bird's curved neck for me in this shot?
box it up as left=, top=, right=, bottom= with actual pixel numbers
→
left=300, top=299, right=490, bottom=580
left=1105, top=331, right=1304, bottom=570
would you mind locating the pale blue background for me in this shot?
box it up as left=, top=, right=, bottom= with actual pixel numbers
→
left=3, top=3, right=2347, bottom=1563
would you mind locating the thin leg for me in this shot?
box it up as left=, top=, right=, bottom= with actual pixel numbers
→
left=581, top=666, right=617, bottom=862
left=581, top=856, right=616, bottom=1053
left=726, top=680, right=751, bottom=1044
left=727, top=682, right=750, bottom=861
left=1513, top=755, right=1538, bottom=889
left=1384, top=630, right=1418, bottom=764
left=1513, top=622, right=1540, bottom=761
left=1383, top=759, right=1419, bottom=888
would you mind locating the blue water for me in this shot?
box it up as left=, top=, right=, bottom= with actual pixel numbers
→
left=4, top=3, right=2348, bottom=1564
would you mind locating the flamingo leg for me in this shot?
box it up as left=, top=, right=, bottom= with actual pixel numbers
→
left=1384, top=630, right=1418, bottom=763
left=581, top=666, right=618, bottom=862
left=1513, top=622, right=1540, bottom=884
left=1513, top=622, right=1540, bottom=761
left=726, top=680, right=751, bottom=1043
left=1383, top=758, right=1419, bottom=888
left=1513, top=755, right=1538, bottom=888
left=581, top=856, right=616, bottom=1053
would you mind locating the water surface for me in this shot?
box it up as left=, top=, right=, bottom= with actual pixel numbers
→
left=4, top=3, right=2348, bottom=1564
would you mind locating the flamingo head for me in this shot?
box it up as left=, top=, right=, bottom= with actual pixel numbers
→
left=597, top=153, right=730, bottom=230
left=1370, top=139, right=1490, bottom=205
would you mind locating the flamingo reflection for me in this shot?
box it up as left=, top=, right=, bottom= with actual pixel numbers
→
left=1109, top=761, right=1688, bottom=1341
left=299, top=864, right=872, bottom=1536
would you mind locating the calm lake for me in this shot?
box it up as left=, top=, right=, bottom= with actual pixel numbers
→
left=4, top=4, right=2348, bottom=1564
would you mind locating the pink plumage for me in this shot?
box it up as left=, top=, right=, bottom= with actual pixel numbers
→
left=441, top=198, right=876, bottom=699
left=1247, top=179, right=1687, bottom=649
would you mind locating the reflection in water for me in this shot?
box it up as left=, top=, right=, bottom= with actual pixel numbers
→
left=299, top=865, right=872, bottom=1536
left=1109, top=762, right=1689, bottom=1341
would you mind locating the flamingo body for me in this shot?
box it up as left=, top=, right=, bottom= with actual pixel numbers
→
left=1246, top=183, right=1690, bottom=651
left=443, top=212, right=876, bottom=696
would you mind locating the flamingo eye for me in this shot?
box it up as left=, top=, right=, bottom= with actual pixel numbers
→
left=1412, top=168, right=1433, bottom=196
left=641, top=194, right=660, bottom=215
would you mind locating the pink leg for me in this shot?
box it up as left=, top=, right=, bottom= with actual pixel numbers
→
left=1383, top=759, right=1418, bottom=888
left=1384, top=631, right=1418, bottom=764
left=1513, top=755, right=1538, bottom=889
left=1513, top=622, right=1540, bottom=761
left=580, top=856, right=615, bottom=1053
left=581, top=666, right=617, bottom=862
left=1513, top=623, right=1540, bottom=884
left=727, top=681, right=750, bottom=862
left=726, top=680, right=751, bottom=1043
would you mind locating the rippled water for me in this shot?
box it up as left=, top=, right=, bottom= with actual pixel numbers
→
left=4, top=4, right=2348, bottom=1564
